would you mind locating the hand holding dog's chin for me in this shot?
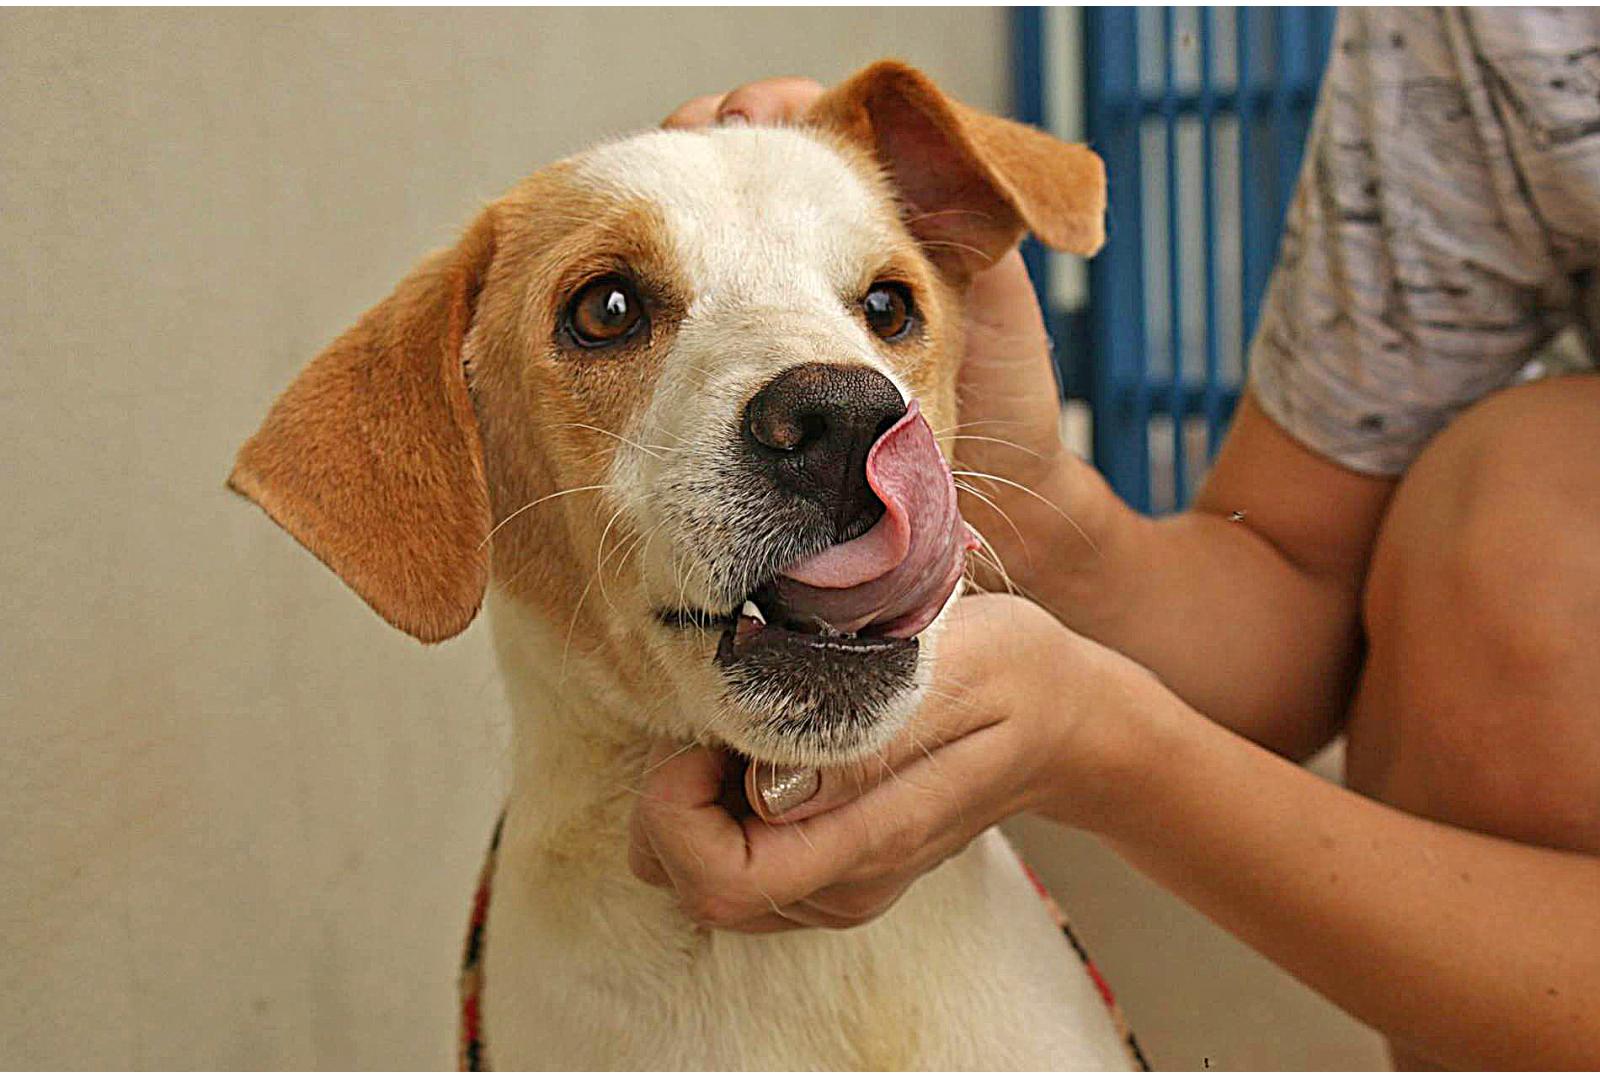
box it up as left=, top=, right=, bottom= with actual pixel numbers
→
left=627, top=592, right=1164, bottom=933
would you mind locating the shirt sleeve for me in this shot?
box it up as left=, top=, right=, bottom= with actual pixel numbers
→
left=1247, top=9, right=1575, bottom=475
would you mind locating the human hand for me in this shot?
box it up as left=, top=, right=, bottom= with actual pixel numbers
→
left=662, top=78, right=1103, bottom=595
left=627, top=592, right=1150, bottom=932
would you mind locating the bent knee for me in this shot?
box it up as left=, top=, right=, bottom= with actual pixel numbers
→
left=1354, top=375, right=1600, bottom=848
left=1364, top=374, right=1600, bottom=674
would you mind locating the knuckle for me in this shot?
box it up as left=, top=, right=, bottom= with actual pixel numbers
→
left=771, top=75, right=825, bottom=96
left=867, top=817, right=926, bottom=876
left=635, top=798, right=669, bottom=835
left=834, top=891, right=884, bottom=923
left=681, top=889, right=746, bottom=928
left=662, top=93, right=724, bottom=128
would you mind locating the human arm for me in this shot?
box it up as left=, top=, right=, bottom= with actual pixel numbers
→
left=953, top=258, right=1396, bottom=760
left=631, top=592, right=1600, bottom=1068
left=663, top=75, right=1395, bottom=761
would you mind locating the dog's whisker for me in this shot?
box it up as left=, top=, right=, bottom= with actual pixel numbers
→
left=481, top=483, right=612, bottom=549
left=904, top=728, right=963, bottom=827
left=871, top=747, right=905, bottom=793
left=917, top=236, right=996, bottom=263
left=953, top=480, right=1028, bottom=556
left=963, top=526, right=1019, bottom=600
left=552, top=421, right=679, bottom=459
left=755, top=884, right=788, bottom=921
left=610, top=523, right=660, bottom=599
left=968, top=556, right=1019, bottom=607
left=917, top=686, right=973, bottom=707
left=965, top=543, right=1009, bottom=585
left=558, top=567, right=604, bottom=683
left=943, top=433, right=1043, bottom=458
left=930, top=418, right=1030, bottom=437
left=588, top=506, right=630, bottom=613
left=958, top=493, right=1027, bottom=596
left=951, top=469, right=1101, bottom=557
left=901, top=206, right=999, bottom=226
left=641, top=738, right=702, bottom=775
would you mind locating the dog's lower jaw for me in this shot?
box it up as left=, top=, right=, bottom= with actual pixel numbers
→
left=479, top=587, right=1134, bottom=1070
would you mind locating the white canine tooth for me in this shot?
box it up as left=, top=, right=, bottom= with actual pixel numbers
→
left=740, top=600, right=766, bottom=626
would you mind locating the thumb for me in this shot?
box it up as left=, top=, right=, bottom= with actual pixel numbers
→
left=743, top=685, right=998, bottom=826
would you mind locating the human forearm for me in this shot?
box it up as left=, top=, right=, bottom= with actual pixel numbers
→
left=988, top=454, right=1361, bottom=758
left=1074, top=682, right=1600, bottom=1068
left=968, top=396, right=1392, bottom=758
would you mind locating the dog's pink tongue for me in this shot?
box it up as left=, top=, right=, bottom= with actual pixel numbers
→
left=775, top=400, right=977, bottom=639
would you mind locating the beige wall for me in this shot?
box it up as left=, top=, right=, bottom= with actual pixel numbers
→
left=0, top=8, right=1383, bottom=1069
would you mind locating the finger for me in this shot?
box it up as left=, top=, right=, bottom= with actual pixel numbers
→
left=743, top=700, right=985, bottom=826
left=635, top=740, right=750, bottom=893
left=738, top=704, right=1028, bottom=899
left=639, top=599, right=1037, bottom=919
left=744, top=618, right=1009, bottom=826
left=716, top=76, right=825, bottom=125
left=964, top=248, right=1051, bottom=344
left=727, top=893, right=895, bottom=932
left=662, top=92, right=727, bottom=130
left=627, top=801, right=671, bottom=887
left=720, top=895, right=855, bottom=933
left=794, top=877, right=912, bottom=926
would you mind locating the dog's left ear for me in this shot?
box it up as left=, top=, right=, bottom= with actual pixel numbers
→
left=228, top=213, right=497, bottom=644
left=810, top=60, right=1106, bottom=274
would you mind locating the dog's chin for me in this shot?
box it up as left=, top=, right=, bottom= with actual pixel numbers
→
left=652, top=574, right=959, bottom=765
left=714, top=627, right=924, bottom=765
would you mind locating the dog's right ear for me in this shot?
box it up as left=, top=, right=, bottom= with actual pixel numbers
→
left=809, top=60, right=1106, bottom=276
left=229, top=214, right=497, bottom=644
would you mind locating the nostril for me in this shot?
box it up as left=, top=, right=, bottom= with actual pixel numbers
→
left=749, top=411, right=803, bottom=452
left=799, top=411, right=829, bottom=449
left=749, top=410, right=831, bottom=453
left=742, top=364, right=907, bottom=537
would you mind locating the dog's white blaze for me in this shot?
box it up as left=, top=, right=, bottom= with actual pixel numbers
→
left=579, top=127, right=914, bottom=624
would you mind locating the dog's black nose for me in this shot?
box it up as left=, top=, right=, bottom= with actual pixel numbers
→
left=743, top=363, right=908, bottom=540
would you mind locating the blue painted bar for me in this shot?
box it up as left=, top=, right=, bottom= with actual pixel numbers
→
left=1010, top=7, right=1053, bottom=334
left=1083, top=7, right=1151, bottom=511
left=1127, top=86, right=1320, bottom=117
left=1198, top=8, right=1225, bottom=456
left=1068, top=7, right=1334, bottom=509
left=1162, top=7, right=1186, bottom=508
left=1141, top=382, right=1240, bottom=419
left=1272, top=11, right=1297, bottom=239
left=1237, top=9, right=1267, bottom=348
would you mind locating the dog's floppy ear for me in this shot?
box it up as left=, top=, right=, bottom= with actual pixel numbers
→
left=809, top=60, right=1105, bottom=274
left=229, top=213, right=497, bottom=644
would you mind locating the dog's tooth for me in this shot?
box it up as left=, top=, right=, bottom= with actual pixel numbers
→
left=740, top=599, right=766, bottom=626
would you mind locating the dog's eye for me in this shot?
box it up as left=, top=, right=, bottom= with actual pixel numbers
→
left=566, top=275, right=646, bottom=348
left=862, top=282, right=915, bottom=342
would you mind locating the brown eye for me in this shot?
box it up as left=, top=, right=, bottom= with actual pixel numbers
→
left=862, top=282, right=915, bottom=341
left=566, top=275, right=646, bottom=347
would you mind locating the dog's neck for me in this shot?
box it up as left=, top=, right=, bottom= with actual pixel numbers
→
left=483, top=587, right=667, bottom=861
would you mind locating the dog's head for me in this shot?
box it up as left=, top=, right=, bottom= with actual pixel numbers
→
left=230, top=62, right=1103, bottom=766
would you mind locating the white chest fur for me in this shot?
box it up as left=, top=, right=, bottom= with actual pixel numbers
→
left=478, top=595, right=1133, bottom=1071
left=481, top=824, right=1132, bottom=1070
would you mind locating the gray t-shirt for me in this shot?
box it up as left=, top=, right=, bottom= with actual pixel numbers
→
left=1249, top=7, right=1600, bottom=475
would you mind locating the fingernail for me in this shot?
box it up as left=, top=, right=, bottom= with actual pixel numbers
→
left=757, top=763, right=820, bottom=818
left=717, top=109, right=751, bottom=126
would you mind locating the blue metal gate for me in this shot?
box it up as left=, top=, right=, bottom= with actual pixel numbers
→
left=1013, top=7, right=1337, bottom=512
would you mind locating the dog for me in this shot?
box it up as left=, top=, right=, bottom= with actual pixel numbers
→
left=230, top=60, right=1135, bottom=1070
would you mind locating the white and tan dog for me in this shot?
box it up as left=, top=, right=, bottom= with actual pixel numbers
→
left=231, top=61, right=1132, bottom=1069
